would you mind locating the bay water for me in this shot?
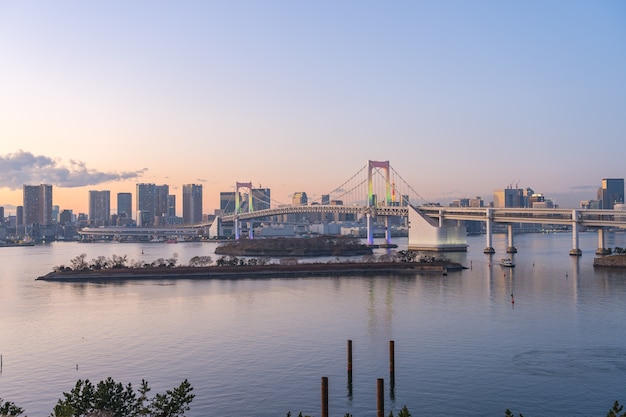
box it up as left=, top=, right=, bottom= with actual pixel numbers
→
left=2, top=232, right=626, bottom=416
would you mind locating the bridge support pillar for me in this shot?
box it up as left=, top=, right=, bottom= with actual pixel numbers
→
left=234, top=218, right=240, bottom=241
left=506, top=224, right=517, bottom=253
left=385, top=217, right=391, bottom=245
left=484, top=208, right=495, bottom=254
left=596, top=228, right=610, bottom=255
left=366, top=213, right=374, bottom=245
left=249, top=221, right=254, bottom=240
left=570, top=210, right=582, bottom=256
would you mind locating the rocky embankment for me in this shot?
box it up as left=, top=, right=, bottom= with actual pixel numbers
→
left=214, top=236, right=373, bottom=257
left=593, top=255, right=626, bottom=268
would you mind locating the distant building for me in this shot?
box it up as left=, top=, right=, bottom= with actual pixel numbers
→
left=469, top=196, right=484, bottom=208
left=167, top=195, right=176, bottom=218
left=220, top=191, right=237, bottom=214
left=321, top=194, right=330, bottom=205
left=155, top=185, right=169, bottom=219
left=23, top=184, right=53, bottom=225
left=89, top=190, right=111, bottom=226
left=597, top=178, right=624, bottom=209
left=136, top=183, right=156, bottom=225
left=183, top=184, right=203, bottom=224
left=117, top=192, right=132, bottom=219
left=59, top=209, right=73, bottom=225
left=252, top=188, right=271, bottom=211
left=292, top=192, right=308, bottom=206
left=493, top=187, right=524, bottom=208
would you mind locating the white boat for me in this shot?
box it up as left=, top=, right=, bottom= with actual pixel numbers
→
left=500, top=258, right=515, bottom=267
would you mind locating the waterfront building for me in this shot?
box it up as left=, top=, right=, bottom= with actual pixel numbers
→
left=183, top=184, right=203, bottom=224
left=89, top=190, right=111, bottom=226
left=117, top=192, right=132, bottom=219
left=23, top=184, right=53, bottom=225
left=597, top=178, right=624, bottom=209
left=155, top=185, right=169, bottom=219
left=0, top=206, right=4, bottom=224
left=16, top=206, right=23, bottom=226
left=136, top=183, right=156, bottom=225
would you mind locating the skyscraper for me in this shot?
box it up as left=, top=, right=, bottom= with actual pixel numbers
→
left=252, top=188, right=271, bottom=211
left=155, top=184, right=169, bottom=219
left=117, top=192, right=132, bottom=219
left=136, top=183, right=156, bottom=226
left=220, top=191, right=237, bottom=214
left=598, top=178, right=624, bottom=209
left=23, top=184, right=53, bottom=225
left=167, top=195, right=176, bottom=219
left=183, top=184, right=203, bottom=224
left=89, top=190, right=111, bottom=226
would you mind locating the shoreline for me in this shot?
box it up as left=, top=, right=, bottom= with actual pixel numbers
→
left=593, top=255, right=626, bottom=268
left=36, top=261, right=465, bottom=282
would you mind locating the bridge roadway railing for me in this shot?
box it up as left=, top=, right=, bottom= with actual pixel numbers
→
left=78, top=207, right=626, bottom=239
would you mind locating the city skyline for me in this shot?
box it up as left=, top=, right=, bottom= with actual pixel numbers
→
left=1, top=2, right=625, bottom=213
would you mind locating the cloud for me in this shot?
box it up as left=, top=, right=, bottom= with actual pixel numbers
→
left=0, top=150, right=146, bottom=190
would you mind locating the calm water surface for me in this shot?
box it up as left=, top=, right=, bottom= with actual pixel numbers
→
left=2, top=233, right=626, bottom=416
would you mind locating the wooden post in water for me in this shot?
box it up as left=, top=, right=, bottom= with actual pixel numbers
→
left=321, top=377, right=329, bottom=417
left=377, top=378, right=384, bottom=417
left=389, top=340, right=395, bottom=398
left=347, top=340, right=353, bottom=399
left=347, top=340, right=353, bottom=375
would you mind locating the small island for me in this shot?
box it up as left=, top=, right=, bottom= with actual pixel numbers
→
left=36, top=250, right=465, bottom=282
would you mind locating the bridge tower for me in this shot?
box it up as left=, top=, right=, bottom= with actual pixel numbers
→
left=367, top=160, right=392, bottom=245
left=235, top=182, right=254, bottom=240
left=367, top=160, right=391, bottom=207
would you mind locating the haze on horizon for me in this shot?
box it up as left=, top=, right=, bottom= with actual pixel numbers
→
left=0, top=1, right=624, bottom=214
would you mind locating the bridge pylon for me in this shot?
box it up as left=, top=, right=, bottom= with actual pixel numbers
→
left=367, top=160, right=391, bottom=207
left=235, top=182, right=254, bottom=240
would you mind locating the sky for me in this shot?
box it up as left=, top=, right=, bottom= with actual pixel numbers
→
left=1, top=1, right=625, bottom=215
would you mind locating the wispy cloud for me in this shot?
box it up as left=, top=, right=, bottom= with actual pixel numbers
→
left=0, top=150, right=146, bottom=190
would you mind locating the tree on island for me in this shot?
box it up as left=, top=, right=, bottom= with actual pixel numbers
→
left=47, top=377, right=194, bottom=417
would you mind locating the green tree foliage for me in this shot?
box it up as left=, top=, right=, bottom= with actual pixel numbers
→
left=0, top=397, right=24, bottom=416
left=505, top=409, right=524, bottom=417
left=50, top=378, right=194, bottom=417
left=607, top=400, right=626, bottom=417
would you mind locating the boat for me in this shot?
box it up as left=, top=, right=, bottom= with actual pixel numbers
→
left=500, top=258, right=515, bottom=267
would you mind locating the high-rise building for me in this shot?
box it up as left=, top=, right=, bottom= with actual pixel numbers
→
left=167, top=195, right=176, bottom=218
left=136, top=183, right=157, bottom=225
left=321, top=194, right=330, bottom=205
left=89, top=190, right=111, bottom=226
left=23, top=184, right=53, bottom=225
left=292, top=192, right=308, bottom=206
left=117, top=192, right=132, bottom=219
left=155, top=185, right=169, bottom=218
left=597, top=178, right=624, bottom=209
left=493, top=187, right=524, bottom=208
left=220, top=191, right=237, bottom=214
left=183, top=184, right=203, bottom=224
left=0, top=206, right=4, bottom=224
left=252, top=188, right=271, bottom=211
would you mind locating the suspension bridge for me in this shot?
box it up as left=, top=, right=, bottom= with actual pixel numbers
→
left=79, top=160, right=626, bottom=256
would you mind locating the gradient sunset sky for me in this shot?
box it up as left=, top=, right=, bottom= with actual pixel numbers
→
left=1, top=1, right=625, bottom=215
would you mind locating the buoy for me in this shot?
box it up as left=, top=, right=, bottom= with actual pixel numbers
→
left=511, top=293, right=515, bottom=304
